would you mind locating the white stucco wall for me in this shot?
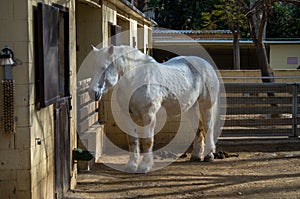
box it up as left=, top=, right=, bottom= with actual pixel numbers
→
left=270, top=44, right=300, bottom=69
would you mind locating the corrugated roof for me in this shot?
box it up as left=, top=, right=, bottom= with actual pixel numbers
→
left=153, top=39, right=300, bottom=45
left=153, top=29, right=232, bottom=35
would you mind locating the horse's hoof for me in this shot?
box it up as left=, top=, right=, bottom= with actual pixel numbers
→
left=125, top=163, right=138, bottom=173
left=189, top=156, right=201, bottom=162
left=179, top=153, right=187, bottom=158
left=137, top=163, right=152, bottom=174
left=203, top=153, right=214, bottom=162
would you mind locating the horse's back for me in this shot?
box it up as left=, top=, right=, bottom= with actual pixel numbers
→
left=165, top=56, right=216, bottom=72
left=165, top=56, right=220, bottom=104
left=119, top=52, right=219, bottom=119
left=163, top=56, right=219, bottom=86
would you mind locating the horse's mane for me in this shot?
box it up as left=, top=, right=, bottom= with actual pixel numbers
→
left=114, top=45, right=154, bottom=63
left=111, top=45, right=156, bottom=74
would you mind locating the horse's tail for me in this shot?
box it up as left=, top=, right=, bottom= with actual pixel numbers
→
left=203, top=83, right=221, bottom=156
left=212, top=90, right=221, bottom=144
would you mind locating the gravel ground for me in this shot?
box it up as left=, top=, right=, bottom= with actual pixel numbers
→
left=65, top=139, right=300, bottom=199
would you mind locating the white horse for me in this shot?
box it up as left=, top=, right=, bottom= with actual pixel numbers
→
left=90, top=45, right=221, bottom=173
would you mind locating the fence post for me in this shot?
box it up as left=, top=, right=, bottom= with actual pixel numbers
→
left=292, top=83, right=298, bottom=137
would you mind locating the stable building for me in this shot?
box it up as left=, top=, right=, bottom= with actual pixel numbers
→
left=0, top=0, right=154, bottom=198
left=152, top=29, right=300, bottom=70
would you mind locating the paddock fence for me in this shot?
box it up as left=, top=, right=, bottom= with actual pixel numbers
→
left=221, top=82, right=300, bottom=138
left=220, top=70, right=300, bottom=138
left=96, top=70, right=300, bottom=150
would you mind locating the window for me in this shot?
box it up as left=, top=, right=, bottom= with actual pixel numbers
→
left=36, top=3, right=70, bottom=109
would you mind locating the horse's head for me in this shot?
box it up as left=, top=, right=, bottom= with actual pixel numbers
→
left=89, top=45, right=149, bottom=100
left=91, top=45, right=119, bottom=100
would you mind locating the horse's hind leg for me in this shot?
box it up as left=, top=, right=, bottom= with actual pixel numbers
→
left=187, top=103, right=214, bottom=162
left=186, top=105, right=203, bottom=161
left=199, top=105, right=216, bottom=162
left=190, top=128, right=203, bottom=161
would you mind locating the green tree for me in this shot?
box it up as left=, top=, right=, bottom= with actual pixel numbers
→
left=236, top=0, right=300, bottom=82
left=203, top=0, right=249, bottom=69
left=146, top=0, right=219, bottom=29
left=204, top=0, right=298, bottom=79
left=147, top=0, right=300, bottom=76
left=267, top=2, right=300, bottom=38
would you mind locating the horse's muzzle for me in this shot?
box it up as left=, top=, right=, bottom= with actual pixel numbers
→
left=95, top=91, right=102, bottom=101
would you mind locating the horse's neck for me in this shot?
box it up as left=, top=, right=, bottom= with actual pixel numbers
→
left=116, top=50, right=154, bottom=77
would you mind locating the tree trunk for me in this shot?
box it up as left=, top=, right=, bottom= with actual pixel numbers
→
left=233, top=32, right=240, bottom=70
left=247, top=0, right=278, bottom=117
left=254, top=41, right=274, bottom=83
left=247, top=1, right=274, bottom=82
left=255, top=40, right=278, bottom=114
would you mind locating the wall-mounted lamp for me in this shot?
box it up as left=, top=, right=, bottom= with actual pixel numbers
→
left=0, top=46, right=20, bottom=134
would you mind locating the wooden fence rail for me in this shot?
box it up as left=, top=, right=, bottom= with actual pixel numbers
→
left=221, top=82, right=300, bottom=137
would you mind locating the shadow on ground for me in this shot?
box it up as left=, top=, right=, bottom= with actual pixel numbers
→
left=65, top=142, right=300, bottom=199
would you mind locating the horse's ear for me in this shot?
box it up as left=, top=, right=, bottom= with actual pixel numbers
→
left=91, top=45, right=99, bottom=52
left=108, top=45, right=114, bottom=55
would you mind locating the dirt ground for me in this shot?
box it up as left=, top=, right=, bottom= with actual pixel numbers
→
left=65, top=139, right=300, bottom=199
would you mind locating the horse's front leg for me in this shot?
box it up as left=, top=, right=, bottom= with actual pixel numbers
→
left=138, top=116, right=155, bottom=173
left=139, top=136, right=154, bottom=173
left=126, top=134, right=140, bottom=173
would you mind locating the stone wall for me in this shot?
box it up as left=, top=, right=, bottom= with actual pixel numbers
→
left=0, top=0, right=77, bottom=198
